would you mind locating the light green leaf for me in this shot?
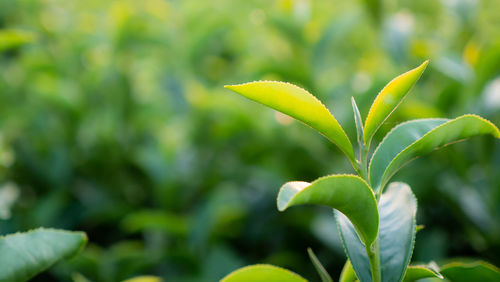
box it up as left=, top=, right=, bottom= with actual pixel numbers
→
left=122, top=276, right=163, bottom=282
left=0, top=29, right=36, bottom=52
left=369, top=115, right=500, bottom=192
left=363, top=61, right=428, bottom=146
left=0, top=228, right=87, bottom=282
left=403, top=263, right=443, bottom=282
left=307, top=248, right=333, bottom=282
left=339, top=260, right=357, bottom=282
left=440, top=261, right=500, bottom=282
left=278, top=175, right=378, bottom=246
left=337, top=182, right=417, bottom=282
left=220, top=264, right=307, bottom=282
left=225, top=81, right=355, bottom=164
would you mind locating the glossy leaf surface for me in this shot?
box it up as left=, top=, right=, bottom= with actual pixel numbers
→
left=0, top=228, right=87, bottom=282
left=403, top=264, right=442, bottom=281
left=225, top=81, right=355, bottom=163
left=363, top=61, right=428, bottom=145
left=440, top=261, right=500, bottom=282
left=369, top=115, right=500, bottom=192
left=278, top=175, right=378, bottom=245
left=307, top=248, right=332, bottom=282
left=337, top=182, right=417, bottom=282
left=221, top=264, right=307, bottom=282
left=339, top=260, right=357, bottom=282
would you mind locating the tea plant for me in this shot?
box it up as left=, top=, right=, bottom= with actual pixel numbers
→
left=222, top=61, right=500, bottom=282
left=0, top=228, right=86, bottom=281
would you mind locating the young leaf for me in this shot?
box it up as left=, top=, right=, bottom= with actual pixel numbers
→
left=225, top=81, right=355, bottom=164
left=352, top=97, right=364, bottom=146
left=278, top=175, right=378, bottom=246
left=369, top=115, right=500, bottom=192
left=363, top=61, right=429, bottom=146
left=339, top=260, right=357, bottom=282
left=403, top=263, right=443, bottom=282
left=307, top=248, right=333, bottom=282
left=336, top=182, right=417, bottom=282
left=0, top=228, right=87, bottom=282
left=440, top=261, right=500, bottom=282
left=122, top=276, right=163, bottom=282
left=221, top=264, right=307, bottom=282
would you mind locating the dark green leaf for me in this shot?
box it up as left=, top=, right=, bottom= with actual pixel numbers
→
left=0, top=228, right=87, bottom=282
left=369, top=115, right=500, bottom=192
left=440, top=261, right=500, bottom=282
left=337, top=182, right=417, bottom=282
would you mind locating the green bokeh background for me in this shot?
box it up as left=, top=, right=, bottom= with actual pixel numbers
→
left=1, top=0, right=500, bottom=280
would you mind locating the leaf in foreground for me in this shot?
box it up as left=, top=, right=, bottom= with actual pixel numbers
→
left=225, top=81, right=355, bottom=164
left=363, top=61, right=428, bottom=146
left=369, top=115, right=500, bottom=192
left=278, top=174, right=378, bottom=246
left=220, top=264, right=307, bottom=282
left=403, top=263, right=443, bottom=281
left=0, top=228, right=87, bottom=282
left=337, top=182, right=417, bottom=282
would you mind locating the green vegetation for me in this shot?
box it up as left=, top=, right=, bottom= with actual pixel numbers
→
left=223, top=64, right=500, bottom=281
left=1, top=0, right=500, bottom=281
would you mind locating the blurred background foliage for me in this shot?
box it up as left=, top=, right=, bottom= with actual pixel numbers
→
left=0, top=0, right=500, bottom=281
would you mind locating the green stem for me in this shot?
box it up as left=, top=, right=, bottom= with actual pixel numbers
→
left=366, top=238, right=381, bottom=282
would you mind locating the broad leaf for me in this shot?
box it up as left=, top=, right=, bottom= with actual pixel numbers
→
left=278, top=175, right=378, bottom=246
left=339, top=260, right=357, bottom=282
left=0, top=228, right=87, bottom=282
left=225, top=81, right=355, bottom=163
left=440, top=261, right=500, bottom=282
left=337, top=182, right=417, bottom=282
left=363, top=61, right=428, bottom=146
left=369, top=115, right=500, bottom=192
left=307, top=248, right=333, bottom=282
left=221, top=264, right=307, bottom=282
left=403, top=263, right=443, bottom=281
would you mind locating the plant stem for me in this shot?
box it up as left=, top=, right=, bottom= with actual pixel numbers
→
left=366, top=238, right=381, bottom=282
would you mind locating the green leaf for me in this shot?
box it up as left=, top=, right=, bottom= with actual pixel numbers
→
left=440, top=261, right=500, bottom=282
left=0, top=29, right=36, bottom=52
left=225, top=81, right=355, bottom=164
left=122, top=276, right=163, bottom=282
left=369, top=115, right=500, bottom=192
left=221, top=264, right=307, bottom=282
left=337, top=182, right=417, bottom=282
left=403, top=263, right=443, bottom=281
left=363, top=61, right=428, bottom=146
left=339, top=260, right=357, bottom=282
left=352, top=97, right=364, bottom=147
left=277, top=175, right=378, bottom=246
left=307, top=248, right=333, bottom=282
left=0, top=228, right=87, bottom=282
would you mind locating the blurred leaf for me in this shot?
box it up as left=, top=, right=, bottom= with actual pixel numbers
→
left=0, top=228, right=87, bottom=281
left=337, top=182, right=417, bottom=282
left=221, top=264, right=307, bottom=282
left=364, top=61, right=428, bottom=146
left=225, top=81, right=355, bottom=164
left=440, top=261, right=500, bottom=282
left=369, top=115, right=500, bottom=192
left=307, top=248, right=332, bottom=282
left=121, top=210, right=188, bottom=236
left=122, top=275, right=163, bottom=282
left=0, top=29, right=36, bottom=52
left=278, top=175, right=378, bottom=246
